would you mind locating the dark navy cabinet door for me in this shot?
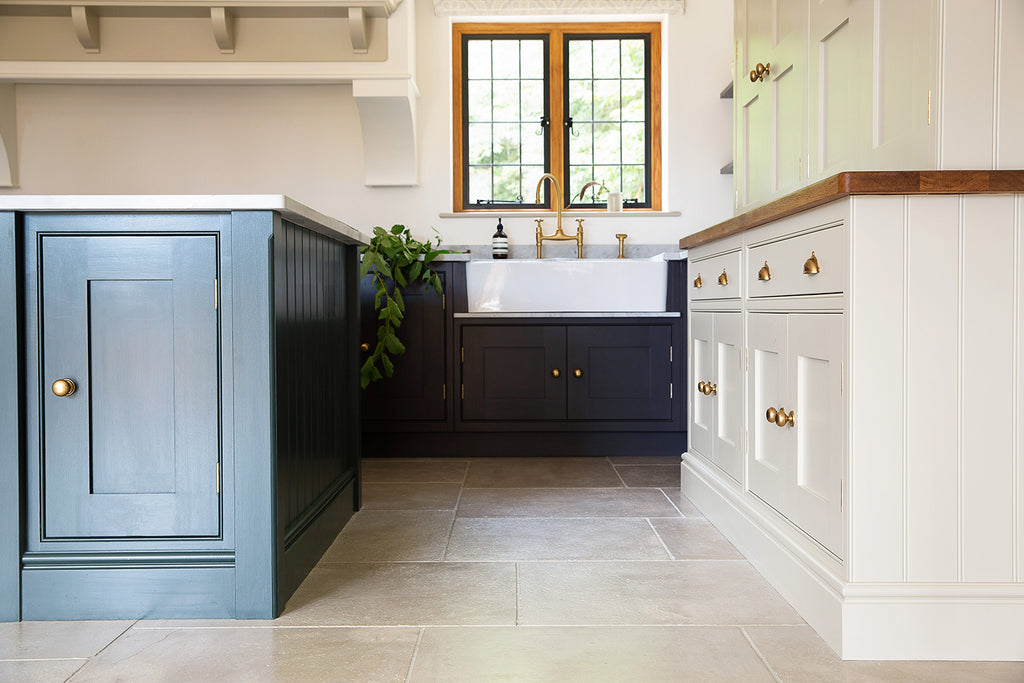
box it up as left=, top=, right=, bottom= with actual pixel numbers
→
left=40, top=235, right=220, bottom=538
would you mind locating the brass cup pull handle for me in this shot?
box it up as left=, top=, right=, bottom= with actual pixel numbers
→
left=765, top=406, right=778, bottom=424
left=552, top=369, right=561, bottom=378
left=694, top=273, right=703, bottom=288
left=775, top=408, right=795, bottom=428
left=360, top=343, right=370, bottom=352
left=574, top=368, right=583, bottom=378
left=52, top=378, right=77, bottom=397
left=717, top=269, right=729, bottom=286
left=803, top=251, right=820, bottom=275
left=758, top=261, right=771, bottom=281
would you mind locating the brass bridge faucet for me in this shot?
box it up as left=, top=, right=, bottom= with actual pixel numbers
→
left=535, top=173, right=583, bottom=258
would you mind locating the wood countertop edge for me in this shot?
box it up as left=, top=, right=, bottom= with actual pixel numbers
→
left=679, top=170, right=1024, bottom=250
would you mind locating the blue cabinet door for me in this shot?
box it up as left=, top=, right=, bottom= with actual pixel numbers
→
left=40, top=234, right=220, bottom=538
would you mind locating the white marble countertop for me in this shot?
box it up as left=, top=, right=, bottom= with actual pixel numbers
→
left=455, top=312, right=681, bottom=319
left=0, top=194, right=369, bottom=245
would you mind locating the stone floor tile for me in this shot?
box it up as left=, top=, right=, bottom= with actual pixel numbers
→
left=660, top=487, right=705, bottom=517
left=70, top=626, right=419, bottom=683
left=361, top=482, right=463, bottom=510
left=444, top=518, right=671, bottom=561
left=517, top=561, right=802, bottom=626
left=361, top=459, right=468, bottom=483
left=456, top=487, right=680, bottom=518
left=464, top=457, right=623, bottom=488
left=744, top=625, right=1024, bottom=682
left=277, top=562, right=517, bottom=626
left=409, top=626, right=774, bottom=682
left=615, top=464, right=681, bottom=487
left=0, top=620, right=132, bottom=659
left=319, top=510, right=454, bottom=562
left=649, top=517, right=745, bottom=559
left=607, top=455, right=684, bottom=465
left=0, top=660, right=87, bottom=682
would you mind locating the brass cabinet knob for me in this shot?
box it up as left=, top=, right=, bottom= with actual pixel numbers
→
left=758, top=261, right=771, bottom=281
left=698, top=381, right=706, bottom=393
left=803, top=251, right=820, bottom=275
left=765, top=406, right=778, bottom=424
left=717, top=269, right=729, bottom=286
left=574, top=368, right=583, bottom=378
left=750, top=62, right=771, bottom=82
left=52, top=378, right=77, bottom=397
left=749, top=69, right=758, bottom=83
left=694, top=273, right=703, bottom=288
left=775, top=408, right=795, bottom=428
left=700, top=382, right=718, bottom=396
left=360, top=343, right=370, bottom=352
left=552, top=369, right=561, bottom=378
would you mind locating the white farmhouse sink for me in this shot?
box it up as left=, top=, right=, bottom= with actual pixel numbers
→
left=466, top=255, right=668, bottom=313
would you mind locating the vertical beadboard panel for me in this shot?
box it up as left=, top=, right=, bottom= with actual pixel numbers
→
left=962, top=195, right=1016, bottom=582
left=849, top=196, right=905, bottom=581
left=997, top=0, right=1024, bottom=168
left=939, top=0, right=997, bottom=168
left=905, top=196, right=960, bottom=581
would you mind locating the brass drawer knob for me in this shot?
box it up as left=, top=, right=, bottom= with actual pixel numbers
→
left=758, top=261, right=771, bottom=281
left=552, top=369, right=561, bottom=378
left=749, top=62, right=771, bottom=82
left=694, top=273, right=703, bottom=288
left=360, top=343, right=370, bottom=352
left=717, top=269, right=729, bottom=286
left=700, top=381, right=718, bottom=396
left=52, top=378, right=77, bottom=397
left=775, top=408, right=795, bottom=428
left=765, top=406, right=777, bottom=424
left=574, top=368, right=583, bottom=378
left=803, top=251, right=820, bottom=275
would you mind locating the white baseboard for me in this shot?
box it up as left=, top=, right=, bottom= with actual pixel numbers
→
left=682, top=452, right=1024, bottom=661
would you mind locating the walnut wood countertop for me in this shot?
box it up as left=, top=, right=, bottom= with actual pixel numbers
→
left=679, top=170, right=1024, bottom=250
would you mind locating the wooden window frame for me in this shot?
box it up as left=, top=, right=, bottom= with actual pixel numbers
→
left=453, top=22, right=662, bottom=213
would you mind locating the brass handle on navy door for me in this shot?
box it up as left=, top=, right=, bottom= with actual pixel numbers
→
left=360, top=343, right=370, bottom=352
left=52, top=378, right=77, bottom=397
left=552, top=369, right=561, bottom=378
left=803, top=251, right=820, bottom=275
left=694, top=273, right=703, bottom=288
left=718, top=269, right=729, bottom=286
left=574, top=369, right=583, bottom=378
left=775, top=408, right=795, bottom=428
left=758, top=261, right=772, bottom=281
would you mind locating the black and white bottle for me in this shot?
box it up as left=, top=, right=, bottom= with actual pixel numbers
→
left=492, top=217, right=508, bottom=259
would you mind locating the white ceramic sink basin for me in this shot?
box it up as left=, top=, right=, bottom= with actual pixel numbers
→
left=466, top=255, right=668, bottom=313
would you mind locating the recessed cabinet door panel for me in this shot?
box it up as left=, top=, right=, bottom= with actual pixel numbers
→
left=566, top=325, right=672, bottom=421
left=788, top=313, right=844, bottom=556
left=40, top=235, right=220, bottom=539
left=714, top=313, right=744, bottom=483
left=747, top=312, right=789, bottom=510
left=690, top=312, right=714, bottom=457
left=462, top=325, right=565, bottom=421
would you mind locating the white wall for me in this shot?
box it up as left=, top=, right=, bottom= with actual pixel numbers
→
left=0, top=0, right=734, bottom=246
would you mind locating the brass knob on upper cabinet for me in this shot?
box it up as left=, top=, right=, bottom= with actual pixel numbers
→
left=52, top=378, right=77, bottom=397
left=751, top=62, right=770, bottom=82
left=552, top=369, right=561, bottom=378
left=775, top=408, right=795, bottom=428
left=765, top=406, right=778, bottom=424
left=749, top=69, right=759, bottom=83
left=718, top=269, right=729, bottom=286
left=758, top=261, right=772, bottom=281
left=694, top=273, right=703, bottom=288
left=698, top=381, right=706, bottom=393
left=803, top=251, right=820, bottom=275
left=701, top=382, right=718, bottom=396
left=574, top=368, right=583, bottom=378
left=360, top=343, right=370, bottom=352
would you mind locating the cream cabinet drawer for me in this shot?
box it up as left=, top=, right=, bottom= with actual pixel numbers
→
left=748, top=225, right=846, bottom=298
left=689, top=250, right=741, bottom=300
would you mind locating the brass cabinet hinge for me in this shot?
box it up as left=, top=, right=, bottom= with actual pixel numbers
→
left=670, top=346, right=673, bottom=363
left=216, top=462, right=221, bottom=494
left=443, top=294, right=446, bottom=311
left=670, top=383, right=674, bottom=399
left=214, top=278, right=219, bottom=310
left=443, top=384, right=446, bottom=400
left=461, top=347, right=464, bottom=363
left=461, top=383, right=464, bottom=400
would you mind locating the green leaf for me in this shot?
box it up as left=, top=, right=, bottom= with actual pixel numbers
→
left=409, top=260, right=423, bottom=281
left=393, top=287, right=405, bottom=312
left=381, top=353, right=394, bottom=377
left=394, top=267, right=408, bottom=288
left=383, top=333, right=406, bottom=355
left=373, top=252, right=392, bottom=280
left=390, top=224, right=405, bottom=235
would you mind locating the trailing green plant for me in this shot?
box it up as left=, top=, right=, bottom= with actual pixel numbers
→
left=359, top=224, right=447, bottom=388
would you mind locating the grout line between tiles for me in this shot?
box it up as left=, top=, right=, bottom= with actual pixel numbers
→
left=403, top=627, right=425, bottom=683
left=64, top=619, right=140, bottom=682
left=128, top=623, right=809, bottom=631
left=611, top=465, right=630, bottom=488
left=440, top=487, right=465, bottom=561
left=739, top=626, right=783, bottom=683
left=514, top=562, right=520, bottom=626
left=0, top=658, right=90, bottom=662
left=658, top=488, right=685, bottom=517
left=645, top=518, right=677, bottom=560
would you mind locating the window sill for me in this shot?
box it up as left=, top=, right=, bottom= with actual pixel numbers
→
left=438, top=210, right=682, bottom=219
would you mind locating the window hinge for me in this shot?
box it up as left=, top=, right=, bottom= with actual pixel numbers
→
left=214, top=278, right=219, bottom=310
left=216, top=462, right=221, bottom=494
left=670, top=346, right=673, bottom=363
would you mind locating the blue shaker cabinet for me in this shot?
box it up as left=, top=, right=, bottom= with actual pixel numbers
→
left=1, top=198, right=368, bottom=622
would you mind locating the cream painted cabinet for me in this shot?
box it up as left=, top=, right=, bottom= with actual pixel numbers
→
left=690, top=311, right=744, bottom=483
left=748, top=311, right=843, bottom=557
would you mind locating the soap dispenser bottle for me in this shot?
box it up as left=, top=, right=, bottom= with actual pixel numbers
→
left=491, top=217, right=508, bottom=259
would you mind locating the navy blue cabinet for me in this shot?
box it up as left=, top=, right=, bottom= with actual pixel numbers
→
left=1, top=199, right=367, bottom=622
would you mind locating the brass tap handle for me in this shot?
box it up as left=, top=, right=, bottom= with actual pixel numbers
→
left=718, top=269, right=729, bottom=286
left=551, top=369, right=561, bottom=378
left=694, top=274, right=703, bottom=288
left=615, top=233, right=627, bottom=259
left=775, top=408, right=795, bottom=428
left=576, top=218, right=585, bottom=230
left=360, top=343, right=370, bottom=352
left=765, top=406, right=778, bottom=424
left=758, top=261, right=771, bottom=281
left=803, top=251, right=820, bottom=275
left=52, top=378, right=77, bottom=397
left=574, top=368, right=583, bottom=378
